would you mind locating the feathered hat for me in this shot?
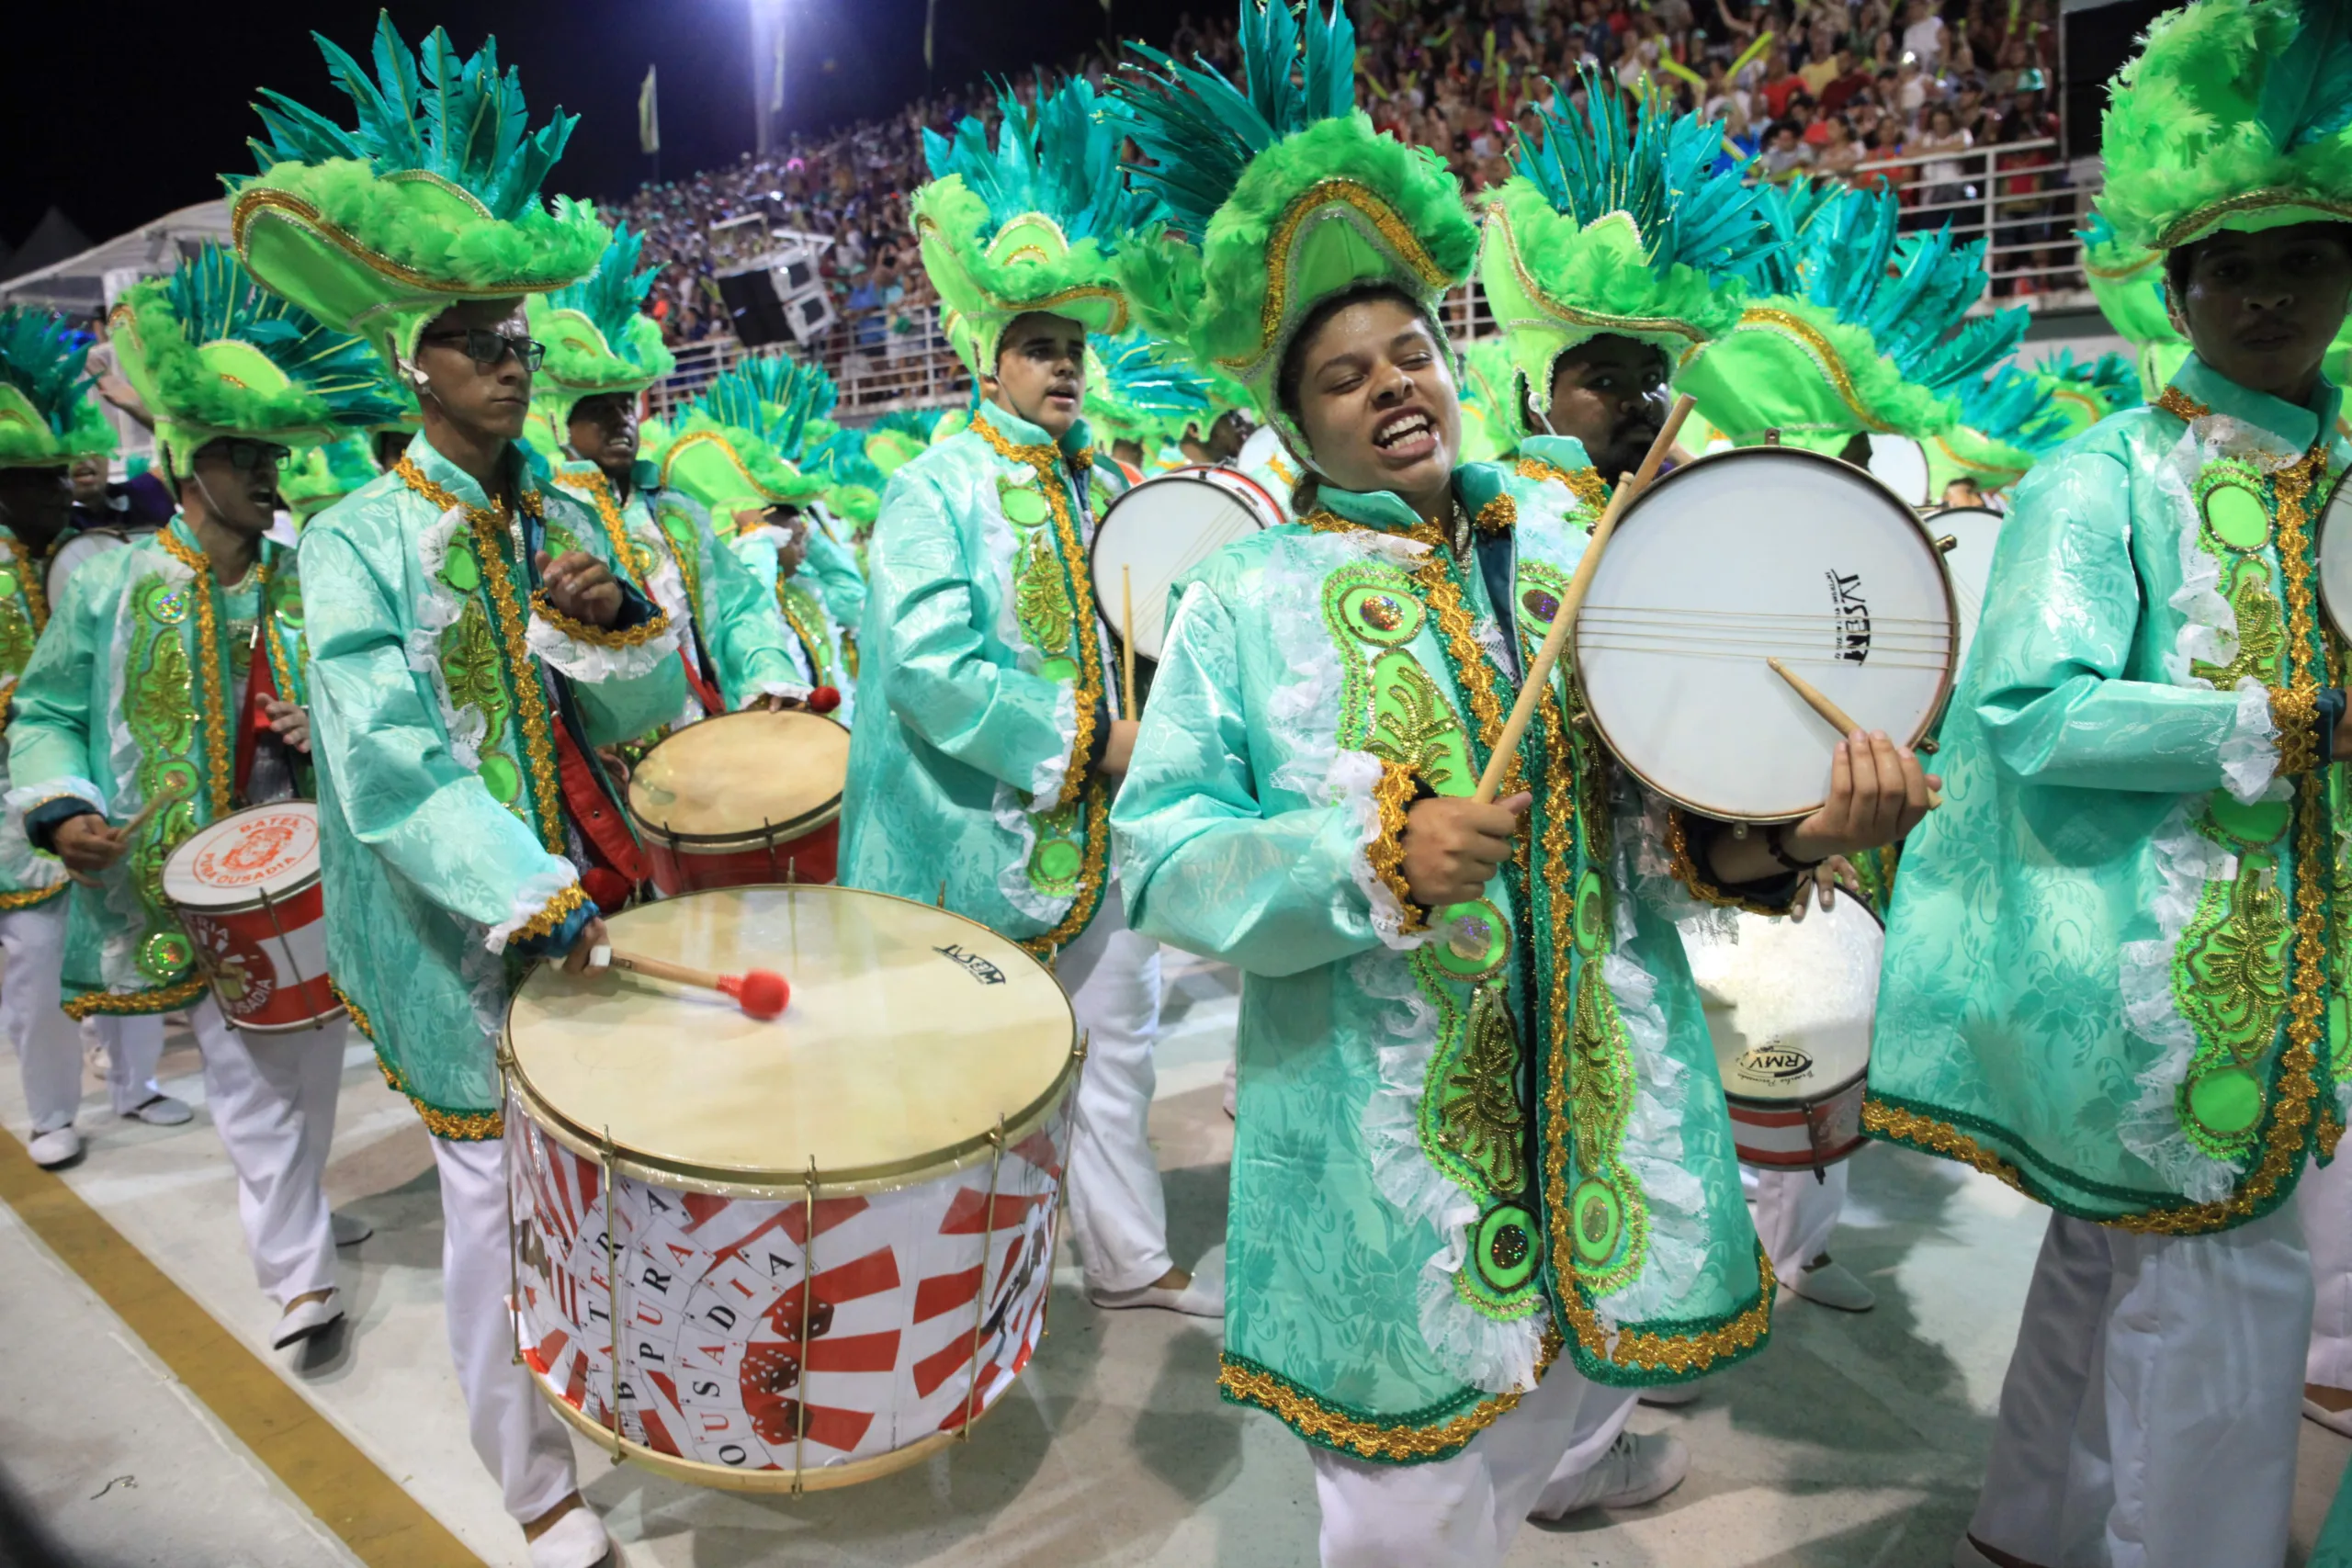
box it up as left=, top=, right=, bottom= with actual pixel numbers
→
left=280, top=431, right=383, bottom=521
left=1085, top=330, right=1217, bottom=450
left=914, top=75, right=1161, bottom=382
left=1675, top=180, right=2026, bottom=452
left=1477, top=71, right=1780, bottom=445
left=1454, top=336, right=1519, bottom=463
left=229, top=14, right=606, bottom=373
left=2095, top=0, right=2352, bottom=255
left=802, top=425, right=889, bottom=529
left=1924, top=363, right=2073, bottom=497
left=0, top=310, right=113, bottom=471
left=2030, top=348, right=2143, bottom=442
left=1106, top=0, right=1481, bottom=460
left=107, top=244, right=411, bottom=477
left=657, top=353, right=830, bottom=531
left=861, top=408, right=949, bottom=477
left=526, top=220, right=677, bottom=437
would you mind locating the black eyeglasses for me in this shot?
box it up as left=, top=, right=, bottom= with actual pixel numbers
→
left=420, top=329, right=547, bottom=371
left=209, top=438, right=291, bottom=473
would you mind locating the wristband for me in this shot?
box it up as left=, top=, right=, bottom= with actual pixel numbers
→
left=1764, top=824, right=1824, bottom=873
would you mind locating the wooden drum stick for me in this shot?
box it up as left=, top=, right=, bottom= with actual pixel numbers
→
left=1766, top=657, right=1944, bottom=809
left=1122, top=564, right=1138, bottom=723
left=1472, top=394, right=1696, bottom=804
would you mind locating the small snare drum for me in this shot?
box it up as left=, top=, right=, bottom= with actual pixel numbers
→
left=1688, top=888, right=1883, bottom=1170
left=1925, top=504, right=2005, bottom=673
left=161, top=803, right=343, bottom=1032
left=627, top=709, right=852, bottom=891
left=1090, top=466, right=1284, bottom=664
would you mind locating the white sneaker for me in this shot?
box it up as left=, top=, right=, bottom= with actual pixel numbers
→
left=1789, top=1255, right=1876, bottom=1312
left=2305, top=1388, right=2352, bottom=1438
left=272, top=1291, right=345, bottom=1349
left=1637, top=1378, right=1703, bottom=1408
left=1089, top=1271, right=1225, bottom=1317
left=527, top=1508, right=614, bottom=1568
left=122, top=1094, right=193, bottom=1126
left=28, top=1125, right=83, bottom=1168
left=1530, top=1430, right=1690, bottom=1519
left=331, top=1212, right=373, bottom=1247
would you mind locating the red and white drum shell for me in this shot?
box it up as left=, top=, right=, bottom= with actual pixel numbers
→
left=1688, top=888, right=1883, bottom=1171
left=626, top=710, right=851, bottom=893
left=503, top=886, right=1080, bottom=1492
left=160, top=803, right=343, bottom=1033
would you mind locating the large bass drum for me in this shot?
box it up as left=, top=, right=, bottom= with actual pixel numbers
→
left=504, top=886, right=1080, bottom=1492
left=1090, top=467, right=1283, bottom=664
left=1574, top=446, right=1956, bottom=822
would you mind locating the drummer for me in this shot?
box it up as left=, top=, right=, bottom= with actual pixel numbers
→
left=842, top=75, right=1218, bottom=1317
left=528, top=229, right=810, bottom=739
left=1106, top=30, right=1929, bottom=1561
left=232, top=20, right=684, bottom=1566
left=1864, top=4, right=2352, bottom=1561
left=1664, top=175, right=2039, bottom=1316
left=6, top=250, right=389, bottom=1344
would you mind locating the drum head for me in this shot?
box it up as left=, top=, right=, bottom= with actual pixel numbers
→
left=2320, top=467, right=2352, bottom=644
left=1091, top=469, right=1276, bottom=661
left=506, top=887, right=1077, bottom=1187
left=162, top=803, right=321, bottom=906
left=1866, top=434, right=1933, bottom=507
left=1575, top=447, right=1955, bottom=821
left=1927, top=505, right=2005, bottom=671
left=628, top=710, right=850, bottom=842
left=1688, top=889, right=1883, bottom=1105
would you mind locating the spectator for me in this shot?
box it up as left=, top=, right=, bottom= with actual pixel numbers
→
left=1901, top=0, right=1948, bottom=67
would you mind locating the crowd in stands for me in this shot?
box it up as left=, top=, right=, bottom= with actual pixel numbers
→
left=614, top=0, right=2072, bottom=350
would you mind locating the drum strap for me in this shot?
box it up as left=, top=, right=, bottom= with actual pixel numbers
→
left=549, top=701, right=650, bottom=904
left=233, top=636, right=273, bottom=801
left=677, top=643, right=726, bottom=719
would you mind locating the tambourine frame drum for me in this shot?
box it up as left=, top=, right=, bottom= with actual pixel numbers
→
left=2314, top=465, right=2352, bottom=644
left=161, top=802, right=344, bottom=1034
left=502, top=886, right=1080, bottom=1494
left=1865, top=434, right=1934, bottom=509
left=1088, top=465, right=1282, bottom=666
left=1574, top=446, right=1959, bottom=824
left=625, top=710, right=850, bottom=892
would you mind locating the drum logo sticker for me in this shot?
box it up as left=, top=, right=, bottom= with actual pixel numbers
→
left=934, top=944, right=1006, bottom=986
left=1825, top=570, right=1871, bottom=663
left=194, top=812, right=314, bottom=887
left=1736, top=1043, right=1815, bottom=1083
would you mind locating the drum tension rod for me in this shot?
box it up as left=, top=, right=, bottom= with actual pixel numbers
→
left=961, top=1117, right=1009, bottom=1443
left=793, top=1156, right=817, bottom=1494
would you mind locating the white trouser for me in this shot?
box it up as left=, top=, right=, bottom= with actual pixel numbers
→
left=5, top=902, right=166, bottom=1133
left=1742, top=1159, right=1851, bottom=1284
left=1057, top=893, right=1171, bottom=1292
left=1969, top=1204, right=2311, bottom=1568
left=435, top=1134, right=578, bottom=1524
left=2300, top=1152, right=2352, bottom=1389
left=192, top=999, right=345, bottom=1306
left=1312, top=1368, right=1635, bottom=1567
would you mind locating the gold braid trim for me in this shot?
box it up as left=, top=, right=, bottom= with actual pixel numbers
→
left=1218, top=1329, right=1562, bottom=1462
left=526, top=589, right=673, bottom=649
left=1557, top=1247, right=1778, bottom=1378
left=1366, top=759, right=1427, bottom=936
left=0, top=882, right=66, bottom=912
left=1661, top=806, right=1798, bottom=917
left=2272, top=683, right=2325, bottom=775
left=2154, top=385, right=2207, bottom=424
left=1862, top=1100, right=2030, bottom=1189
left=394, top=458, right=566, bottom=854
left=63, top=974, right=209, bottom=1021
left=1515, top=457, right=1610, bottom=511
left=156, top=529, right=266, bottom=818
left=550, top=468, right=651, bottom=595
left=375, top=1061, right=506, bottom=1141
left=1734, top=307, right=1901, bottom=434
left=331, top=981, right=375, bottom=1041
left=1472, top=493, right=1517, bottom=535
left=509, top=883, right=591, bottom=947
left=8, top=533, right=50, bottom=636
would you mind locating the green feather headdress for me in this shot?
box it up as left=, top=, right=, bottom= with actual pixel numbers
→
left=0, top=309, right=113, bottom=471
left=1678, top=180, right=2026, bottom=449
left=2075, top=210, right=2188, bottom=400
left=802, top=426, right=888, bottom=527
left=527, top=221, right=678, bottom=435
left=1479, top=72, right=1780, bottom=443
left=1925, top=363, right=2072, bottom=495
left=1454, top=336, right=1518, bottom=463
left=658, top=354, right=830, bottom=528
left=913, top=74, right=1161, bottom=381
left=862, top=408, right=948, bottom=476
left=1085, top=331, right=1216, bottom=448
left=1106, top=0, right=1480, bottom=460
left=2095, top=0, right=2352, bottom=254
left=230, top=13, right=606, bottom=371
left=280, top=431, right=382, bottom=521
left=108, top=244, right=409, bottom=477
left=2032, top=347, right=2143, bottom=441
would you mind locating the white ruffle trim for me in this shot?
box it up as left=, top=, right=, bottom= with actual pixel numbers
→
left=2116, top=798, right=2246, bottom=1203
left=1354, top=945, right=1546, bottom=1395
left=1, top=777, right=97, bottom=895
left=1588, top=947, right=1713, bottom=1324
left=98, top=552, right=177, bottom=992
left=483, top=867, right=586, bottom=956
left=412, top=508, right=487, bottom=769
left=2220, top=680, right=2280, bottom=807
left=526, top=607, right=680, bottom=682
left=1624, top=789, right=1738, bottom=938
left=1329, top=748, right=1423, bottom=952
left=738, top=677, right=814, bottom=708
left=991, top=779, right=1079, bottom=929
left=1027, top=678, right=1081, bottom=811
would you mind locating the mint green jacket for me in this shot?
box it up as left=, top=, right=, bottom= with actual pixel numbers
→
left=733, top=527, right=858, bottom=727
left=1112, top=439, right=1772, bottom=1465
left=840, top=409, right=1128, bottom=953
left=300, top=436, right=684, bottom=1137
left=0, top=523, right=68, bottom=914
left=803, top=506, right=868, bottom=635
left=1869, top=356, right=2351, bottom=1229
left=7, top=519, right=309, bottom=1016
left=547, top=458, right=806, bottom=728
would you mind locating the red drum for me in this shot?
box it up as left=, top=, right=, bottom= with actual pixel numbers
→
left=626, top=710, right=851, bottom=892
left=161, top=803, right=343, bottom=1032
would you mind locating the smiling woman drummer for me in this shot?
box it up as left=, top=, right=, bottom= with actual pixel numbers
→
left=1102, top=7, right=1933, bottom=1565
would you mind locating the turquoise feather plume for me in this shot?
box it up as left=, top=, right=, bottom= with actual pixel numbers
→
left=243, top=12, right=577, bottom=222
left=2256, top=0, right=2352, bottom=151
left=0, top=308, right=97, bottom=435
left=164, top=245, right=411, bottom=428
left=694, top=353, right=836, bottom=465
left=922, top=75, right=1162, bottom=246
left=1512, top=70, right=1782, bottom=280
left=2038, top=347, right=2142, bottom=407
left=1105, top=0, right=1357, bottom=238
left=1093, top=331, right=1216, bottom=423
left=804, top=427, right=887, bottom=491
left=541, top=222, right=658, bottom=352
left=1957, top=364, right=2069, bottom=454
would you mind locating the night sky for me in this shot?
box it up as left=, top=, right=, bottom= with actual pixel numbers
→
left=5, top=0, right=1195, bottom=250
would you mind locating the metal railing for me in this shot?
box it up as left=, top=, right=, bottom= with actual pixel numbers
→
left=643, top=136, right=2094, bottom=422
